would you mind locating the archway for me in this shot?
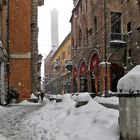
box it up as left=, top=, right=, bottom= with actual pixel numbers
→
left=89, top=54, right=99, bottom=94
left=110, top=63, right=125, bottom=92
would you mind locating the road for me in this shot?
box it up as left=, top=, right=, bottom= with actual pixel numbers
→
left=0, top=103, right=44, bottom=140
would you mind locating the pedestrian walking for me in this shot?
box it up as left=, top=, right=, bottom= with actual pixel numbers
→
left=40, top=91, right=44, bottom=102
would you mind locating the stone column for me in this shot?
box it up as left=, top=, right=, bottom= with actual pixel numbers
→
left=31, top=0, right=38, bottom=95
left=87, top=71, right=91, bottom=92
left=99, top=62, right=111, bottom=95
left=119, top=94, right=140, bottom=140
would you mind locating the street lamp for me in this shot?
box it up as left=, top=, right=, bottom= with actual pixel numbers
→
left=104, top=0, right=108, bottom=96
left=65, top=60, right=73, bottom=72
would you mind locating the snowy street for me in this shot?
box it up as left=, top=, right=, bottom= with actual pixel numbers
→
left=0, top=94, right=119, bottom=140
left=0, top=101, right=45, bottom=140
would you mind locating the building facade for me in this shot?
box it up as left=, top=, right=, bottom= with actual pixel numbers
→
left=70, top=0, right=140, bottom=95
left=0, top=0, right=9, bottom=104
left=8, top=0, right=44, bottom=100
left=45, top=33, right=72, bottom=95
left=44, top=50, right=53, bottom=92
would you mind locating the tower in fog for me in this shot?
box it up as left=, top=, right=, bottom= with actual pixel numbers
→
left=51, top=8, right=59, bottom=52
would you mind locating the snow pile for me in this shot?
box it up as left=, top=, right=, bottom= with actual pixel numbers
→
left=94, top=96, right=118, bottom=105
left=76, top=92, right=91, bottom=102
left=21, top=93, right=119, bottom=140
left=0, top=134, right=7, bottom=140
left=31, top=93, right=37, bottom=99
left=19, top=100, right=41, bottom=105
left=117, top=65, right=140, bottom=93
left=56, top=94, right=63, bottom=99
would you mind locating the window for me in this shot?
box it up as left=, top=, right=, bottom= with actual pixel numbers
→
left=79, top=28, right=82, bottom=47
left=111, top=12, right=122, bottom=40
left=86, top=0, right=87, bottom=11
left=129, top=49, right=132, bottom=57
left=94, top=16, right=97, bottom=35
left=111, top=12, right=122, bottom=33
left=62, top=51, right=65, bottom=59
left=138, top=0, right=140, bottom=9
left=127, top=22, right=131, bottom=33
left=58, top=56, right=60, bottom=61
left=86, top=27, right=88, bottom=44
left=123, top=49, right=127, bottom=65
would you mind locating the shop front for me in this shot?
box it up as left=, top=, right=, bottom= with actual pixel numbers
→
left=110, top=63, right=125, bottom=92
left=89, top=54, right=99, bottom=95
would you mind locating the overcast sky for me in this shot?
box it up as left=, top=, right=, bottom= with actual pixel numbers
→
left=38, top=0, right=73, bottom=57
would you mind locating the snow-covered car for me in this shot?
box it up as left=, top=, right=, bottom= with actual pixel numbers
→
left=71, top=92, right=80, bottom=101
left=74, top=92, right=91, bottom=108
left=49, top=94, right=57, bottom=101
left=55, top=94, right=63, bottom=102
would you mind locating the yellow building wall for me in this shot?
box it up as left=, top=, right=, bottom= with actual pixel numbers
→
left=51, top=33, right=72, bottom=78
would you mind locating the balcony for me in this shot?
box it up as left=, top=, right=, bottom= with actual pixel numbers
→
left=110, top=33, right=127, bottom=49
left=54, top=60, right=61, bottom=70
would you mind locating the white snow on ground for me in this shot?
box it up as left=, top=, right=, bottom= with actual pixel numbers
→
left=117, top=65, right=140, bottom=93
left=0, top=134, right=7, bottom=140
left=94, top=96, right=118, bottom=105
left=0, top=93, right=119, bottom=140
left=0, top=106, right=11, bottom=116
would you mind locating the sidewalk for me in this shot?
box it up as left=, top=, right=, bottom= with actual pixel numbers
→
left=93, top=96, right=119, bottom=110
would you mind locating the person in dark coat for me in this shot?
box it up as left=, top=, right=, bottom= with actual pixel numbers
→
left=40, top=91, right=44, bottom=102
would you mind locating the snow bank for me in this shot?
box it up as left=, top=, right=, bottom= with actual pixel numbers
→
left=94, top=96, right=118, bottom=105
left=0, top=134, right=7, bottom=140
left=76, top=92, right=91, bottom=102
left=21, top=93, right=119, bottom=140
left=31, top=93, right=37, bottom=99
left=117, top=65, right=140, bottom=93
left=19, top=100, right=41, bottom=105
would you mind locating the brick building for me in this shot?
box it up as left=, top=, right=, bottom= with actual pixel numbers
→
left=70, top=0, right=140, bottom=95
left=8, top=0, right=44, bottom=100
left=44, top=50, right=53, bottom=91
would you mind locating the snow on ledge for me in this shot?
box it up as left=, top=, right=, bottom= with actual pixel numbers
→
left=110, top=40, right=126, bottom=44
left=117, top=65, right=140, bottom=93
left=99, top=61, right=111, bottom=65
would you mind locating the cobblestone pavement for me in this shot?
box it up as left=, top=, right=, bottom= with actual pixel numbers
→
left=0, top=103, right=45, bottom=140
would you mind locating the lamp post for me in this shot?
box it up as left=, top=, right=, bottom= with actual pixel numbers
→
left=104, top=0, right=108, bottom=96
